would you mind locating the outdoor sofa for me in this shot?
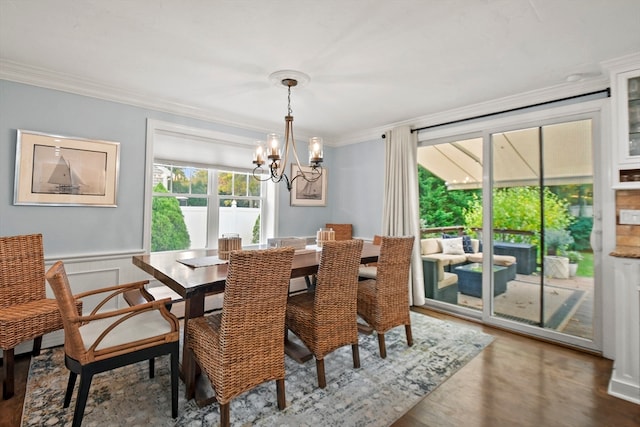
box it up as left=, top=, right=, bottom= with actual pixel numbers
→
left=421, top=236, right=517, bottom=302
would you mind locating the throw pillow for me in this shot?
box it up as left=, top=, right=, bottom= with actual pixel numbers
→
left=442, top=233, right=474, bottom=254
left=441, top=237, right=465, bottom=255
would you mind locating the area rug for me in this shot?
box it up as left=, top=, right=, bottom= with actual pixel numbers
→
left=21, top=311, right=493, bottom=427
left=459, top=280, right=587, bottom=330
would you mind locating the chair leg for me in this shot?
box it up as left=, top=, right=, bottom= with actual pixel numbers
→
left=352, top=343, right=360, bottom=368
left=64, top=372, right=77, bottom=408
left=171, top=347, right=179, bottom=418
left=72, top=371, right=93, bottom=427
left=316, top=358, right=327, bottom=389
left=2, top=348, right=14, bottom=400
left=405, top=324, right=413, bottom=347
left=220, top=402, right=230, bottom=427
left=149, top=357, right=155, bottom=378
left=377, top=333, right=387, bottom=359
left=276, top=378, right=286, bottom=410
left=32, top=336, right=43, bottom=357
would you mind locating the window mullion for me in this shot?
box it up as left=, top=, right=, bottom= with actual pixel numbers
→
left=208, top=169, right=219, bottom=248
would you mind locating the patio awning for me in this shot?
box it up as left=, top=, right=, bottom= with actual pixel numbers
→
left=417, top=120, right=594, bottom=190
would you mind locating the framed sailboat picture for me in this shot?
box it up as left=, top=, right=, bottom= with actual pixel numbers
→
left=290, top=165, right=327, bottom=206
left=14, top=130, right=120, bottom=206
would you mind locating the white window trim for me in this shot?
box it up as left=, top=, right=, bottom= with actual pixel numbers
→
left=144, top=119, right=278, bottom=252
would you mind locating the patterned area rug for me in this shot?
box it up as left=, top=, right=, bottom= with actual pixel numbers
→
left=21, top=312, right=493, bottom=426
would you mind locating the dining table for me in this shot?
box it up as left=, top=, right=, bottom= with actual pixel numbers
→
left=131, top=241, right=379, bottom=405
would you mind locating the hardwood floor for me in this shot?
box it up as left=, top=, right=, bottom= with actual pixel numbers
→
left=394, top=308, right=639, bottom=427
left=2, top=309, right=638, bottom=427
left=0, top=354, right=29, bottom=427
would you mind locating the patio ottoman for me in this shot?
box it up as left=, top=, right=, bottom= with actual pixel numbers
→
left=454, top=263, right=509, bottom=297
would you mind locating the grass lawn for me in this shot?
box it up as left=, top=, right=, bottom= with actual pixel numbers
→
left=576, top=251, right=593, bottom=277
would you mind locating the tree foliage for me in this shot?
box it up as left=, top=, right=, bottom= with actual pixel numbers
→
left=418, top=165, right=479, bottom=228
left=151, top=183, right=191, bottom=251
left=463, top=186, right=574, bottom=248
left=252, top=214, right=260, bottom=244
left=568, top=216, right=593, bottom=251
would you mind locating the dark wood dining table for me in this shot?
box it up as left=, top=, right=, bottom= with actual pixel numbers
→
left=132, top=242, right=379, bottom=404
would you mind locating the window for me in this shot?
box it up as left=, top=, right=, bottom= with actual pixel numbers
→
left=151, top=163, right=264, bottom=252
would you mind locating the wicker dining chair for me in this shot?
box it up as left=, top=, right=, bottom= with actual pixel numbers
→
left=187, top=247, right=295, bottom=427
left=286, top=239, right=364, bottom=388
left=45, top=261, right=180, bottom=427
left=325, top=223, right=353, bottom=241
left=0, top=233, right=81, bottom=400
left=357, top=236, right=415, bottom=359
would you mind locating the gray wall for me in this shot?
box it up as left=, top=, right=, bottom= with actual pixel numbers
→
left=327, top=138, right=385, bottom=238
left=0, top=80, right=383, bottom=256
left=275, top=138, right=385, bottom=239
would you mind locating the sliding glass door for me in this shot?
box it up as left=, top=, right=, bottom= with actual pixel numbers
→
left=490, top=119, right=594, bottom=341
left=418, top=103, right=602, bottom=350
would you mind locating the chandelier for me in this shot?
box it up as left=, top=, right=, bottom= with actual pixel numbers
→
left=252, top=70, right=323, bottom=191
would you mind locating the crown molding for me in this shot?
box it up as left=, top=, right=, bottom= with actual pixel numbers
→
left=335, top=76, right=610, bottom=146
left=2, top=59, right=610, bottom=149
left=0, top=60, right=275, bottom=134
left=600, top=51, right=640, bottom=71
left=0, top=60, right=341, bottom=148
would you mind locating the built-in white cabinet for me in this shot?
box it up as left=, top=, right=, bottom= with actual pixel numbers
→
left=608, top=54, right=640, bottom=189
left=608, top=256, right=640, bottom=404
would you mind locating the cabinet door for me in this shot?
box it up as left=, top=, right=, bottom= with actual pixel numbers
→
left=614, top=67, right=640, bottom=188
left=617, top=69, right=640, bottom=164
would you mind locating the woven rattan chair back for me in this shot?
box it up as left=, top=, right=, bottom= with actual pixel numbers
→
left=313, top=239, right=364, bottom=354
left=286, top=239, right=363, bottom=388
left=325, top=223, right=353, bottom=241
left=219, top=247, right=295, bottom=375
left=0, top=234, right=45, bottom=308
left=186, top=247, right=295, bottom=427
left=0, top=233, right=74, bottom=400
left=357, top=235, right=415, bottom=358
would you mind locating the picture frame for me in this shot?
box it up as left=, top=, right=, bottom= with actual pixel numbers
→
left=14, top=130, right=120, bottom=207
left=290, top=165, right=327, bottom=207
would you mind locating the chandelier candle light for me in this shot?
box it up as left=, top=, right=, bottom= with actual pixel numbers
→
left=252, top=70, right=324, bottom=191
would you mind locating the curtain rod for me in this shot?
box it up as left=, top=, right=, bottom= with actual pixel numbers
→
left=380, top=88, right=610, bottom=138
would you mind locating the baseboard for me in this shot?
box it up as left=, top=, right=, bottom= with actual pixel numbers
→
left=608, top=369, right=640, bottom=404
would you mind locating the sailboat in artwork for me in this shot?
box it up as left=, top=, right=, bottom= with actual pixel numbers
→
left=48, top=156, right=84, bottom=194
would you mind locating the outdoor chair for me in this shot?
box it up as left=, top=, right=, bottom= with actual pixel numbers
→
left=286, top=239, right=363, bottom=388
left=186, top=247, right=295, bottom=427
left=357, top=236, right=414, bottom=358
left=0, top=233, right=81, bottom=400
left=45, top=261, right=179, bottom=427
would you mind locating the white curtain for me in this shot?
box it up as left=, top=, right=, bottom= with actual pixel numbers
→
left=382, top=126, right=425, bottom=306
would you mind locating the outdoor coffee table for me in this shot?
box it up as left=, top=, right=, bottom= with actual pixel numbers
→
left=454, top=262, right=509, bottom=297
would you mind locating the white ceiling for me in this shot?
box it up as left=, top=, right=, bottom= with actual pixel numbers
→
left=1, top=0, right=639, bottom=144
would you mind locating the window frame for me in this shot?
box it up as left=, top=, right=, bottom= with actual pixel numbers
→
left=144, top=119, right=277, bottom=252
left=416, top=98, right=607, bottom=352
